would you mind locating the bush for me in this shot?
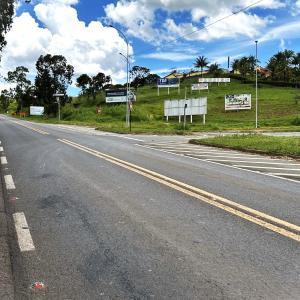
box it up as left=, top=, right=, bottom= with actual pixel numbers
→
left=291, top=117, right=300, bottom=126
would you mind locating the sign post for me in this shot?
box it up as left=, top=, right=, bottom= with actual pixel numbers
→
left=225, top=94, right=252, bottom=111
left=53, top=93, right=64, bottom=121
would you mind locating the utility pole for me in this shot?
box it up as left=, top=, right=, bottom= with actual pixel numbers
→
left=53, top=93, right=64, bottom=122
left=110, top=25, right=130, bottom=127
left=255, top=40, right=258, bottom=129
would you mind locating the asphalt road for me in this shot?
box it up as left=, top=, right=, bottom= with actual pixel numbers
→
left=0, top=115, right=299, bottom=299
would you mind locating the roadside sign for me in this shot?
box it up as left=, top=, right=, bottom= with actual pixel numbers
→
left=30, top=106, right=44, bottom=116
left=225, top=94, right=251, bottom=111
left=199, top=78, right=230, bottom=83
left=157, top=78, right=179, bottom=88
left=191, top=83, right=208, bottom=91
left=105, top=90, right=136, bottom=103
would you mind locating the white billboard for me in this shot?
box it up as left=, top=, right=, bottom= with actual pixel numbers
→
left=199, top=78, right=230, bottom=83
left=105, top=90, right=136, bottom=103
left=164, top=98, right=207, bottom=117
left=191, top=83, right=208, bottom=91
left=30, top=106, right=44, bottom=116
left=225, top=94, right=251, bottom=111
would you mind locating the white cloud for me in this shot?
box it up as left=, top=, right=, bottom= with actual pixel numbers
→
left=142, top=51, right=195, bottom=61
left=0, top=0, right=132, bottom=94
left=260, top=20, right=300, bottom=43
left=104, top=0, right=285, bottom=43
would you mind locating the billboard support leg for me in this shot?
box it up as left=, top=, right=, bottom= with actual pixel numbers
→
left=203, top=114, right=206, bottom=125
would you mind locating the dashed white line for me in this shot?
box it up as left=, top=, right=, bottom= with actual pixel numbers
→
left=0, top=146, right=3, bottom=152
left=1, top=156, right=7, bottom=165
left=4, top=175, right=15, bottom=190
left=13, top=212, right=35, bottom=252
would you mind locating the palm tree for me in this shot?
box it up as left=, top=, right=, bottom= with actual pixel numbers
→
left=231, top=59, right=240, bottom=73
left=208, top=63, right=223, bottom=77
left=194, top=56, right=209, bottom=77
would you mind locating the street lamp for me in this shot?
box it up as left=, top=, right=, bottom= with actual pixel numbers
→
left=109, top=25, right=130, bottom=127
left=255, top=40, right=258, bottom=129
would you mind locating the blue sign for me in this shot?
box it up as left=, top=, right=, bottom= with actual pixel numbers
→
left=157, top=78, right=179, bottom=86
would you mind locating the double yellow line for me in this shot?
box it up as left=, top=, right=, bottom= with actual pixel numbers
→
left=58, top=138, right=300, bottom=242
left=12, top=121, right=49, bottom=135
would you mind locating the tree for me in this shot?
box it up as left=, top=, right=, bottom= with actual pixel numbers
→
left=145, top=73, right=160, bottom=85
left=130, top=66, right=150, bottom=87
left=0, top=89, right=11, bottom=111
left=267, top=50, right=294, bottom=81
left=0, top=0, right=14, bottom=57
left=231, top=59, right=240, bottom=73
left=35, top=54, right=74, bottom=114
left=208, top=63, right=223, bottom=77
left=89, top=72, right=111, bottom=100
left=194, top=56, right=209, bottom=77
left=76, top=74, right=91, bottom=95
left=6, top=66, right=31, bottom=111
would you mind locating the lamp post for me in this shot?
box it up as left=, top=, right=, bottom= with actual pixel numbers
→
left=109, top=25, right=130, bottom=127
left=255, top=40, right=258, bottom=129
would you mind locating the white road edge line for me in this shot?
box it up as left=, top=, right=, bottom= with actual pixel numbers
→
left=135, top=144, right=300, bottom=185
left=1, top=156, right=8, bottom=165
left=13, top=212, right=35, bottom=252
left=4, top=175, right=15, bottom=190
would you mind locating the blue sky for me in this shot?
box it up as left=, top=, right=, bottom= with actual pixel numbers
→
left=1, top=0, right=300, bottom=95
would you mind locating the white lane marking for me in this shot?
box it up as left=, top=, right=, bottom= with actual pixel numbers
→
left=110, top=135, right=144, bottom=142
left=1, top=156, right=8, bottom=165
left=186, top=153, right=279, bottom=160
left=0, top=146, right=3, bottom=152
left=208, top=159, right=300, bottom=166
left=136, top=144, right=300, bottom=185
left=269, top=173, right=300, bottom=177
left=13, top=212, right=35, bottom=252
left=233, top=165, right=300, bottom=171
left=4, top=175, right=15, bottom=190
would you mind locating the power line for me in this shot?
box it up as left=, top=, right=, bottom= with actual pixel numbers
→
left=133, top=0, right=265, bottom=57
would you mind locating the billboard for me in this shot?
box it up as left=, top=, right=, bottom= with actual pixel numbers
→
left=157, top=78, right=179, bottom=88
left=225, top=94, right=251, bottom=111
left=105, top=90, right=136, bottom=103
left=191, top=83, right=208, bottom=91
left=198, top=78, right=230, bottom=83
left=164, top=98, right=207, bottom=117
left=30, top=106, right=44, bottom=116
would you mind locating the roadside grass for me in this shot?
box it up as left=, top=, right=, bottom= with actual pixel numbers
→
left=10, top=77, right=300, bottom=134
left=190, top=134, right=300, bottom=158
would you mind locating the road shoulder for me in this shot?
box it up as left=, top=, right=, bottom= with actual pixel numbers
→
left=0, top=169, right=15, bottom=299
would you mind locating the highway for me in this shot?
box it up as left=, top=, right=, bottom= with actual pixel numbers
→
left=0, top=115, right=299, bottom=299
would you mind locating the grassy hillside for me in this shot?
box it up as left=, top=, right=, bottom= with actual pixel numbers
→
left=18, top=77, right=300, bottom=133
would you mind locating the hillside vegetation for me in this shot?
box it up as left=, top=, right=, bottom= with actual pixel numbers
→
left=17, top=77, right=300, bottom=133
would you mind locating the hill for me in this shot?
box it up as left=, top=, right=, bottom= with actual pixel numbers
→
left=21, top=77, right=300, bottom=134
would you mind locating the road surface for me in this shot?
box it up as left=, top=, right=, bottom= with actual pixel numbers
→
left=0, top=115, right=299, bottom=299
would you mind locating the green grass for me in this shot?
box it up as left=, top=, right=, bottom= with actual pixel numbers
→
left=11, top=77, right=300, bottom=134
left=190, top=134, right=300, bottom=158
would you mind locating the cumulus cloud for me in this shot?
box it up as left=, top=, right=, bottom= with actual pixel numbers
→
left=104, top=0, right=285, bottom=43
left=0, top=0, right=132, bottom=92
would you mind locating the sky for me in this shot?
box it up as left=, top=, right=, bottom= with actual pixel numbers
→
left=0, top=0, right=300, bottom=95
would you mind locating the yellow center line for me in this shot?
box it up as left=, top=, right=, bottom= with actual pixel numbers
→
left=58, top=138, right=300, bottom=243
left=12, top=121, right=50, bottom=135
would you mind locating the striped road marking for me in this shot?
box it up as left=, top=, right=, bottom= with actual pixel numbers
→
left=13, top=212, right=35, bottom=252
left=1, top=156, right=7, bottom=165
left=59, top=138, right=300, bottom=243
left=0, top=146, right=3, bottom=152
left=4, top=175, right=15, bottom=190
